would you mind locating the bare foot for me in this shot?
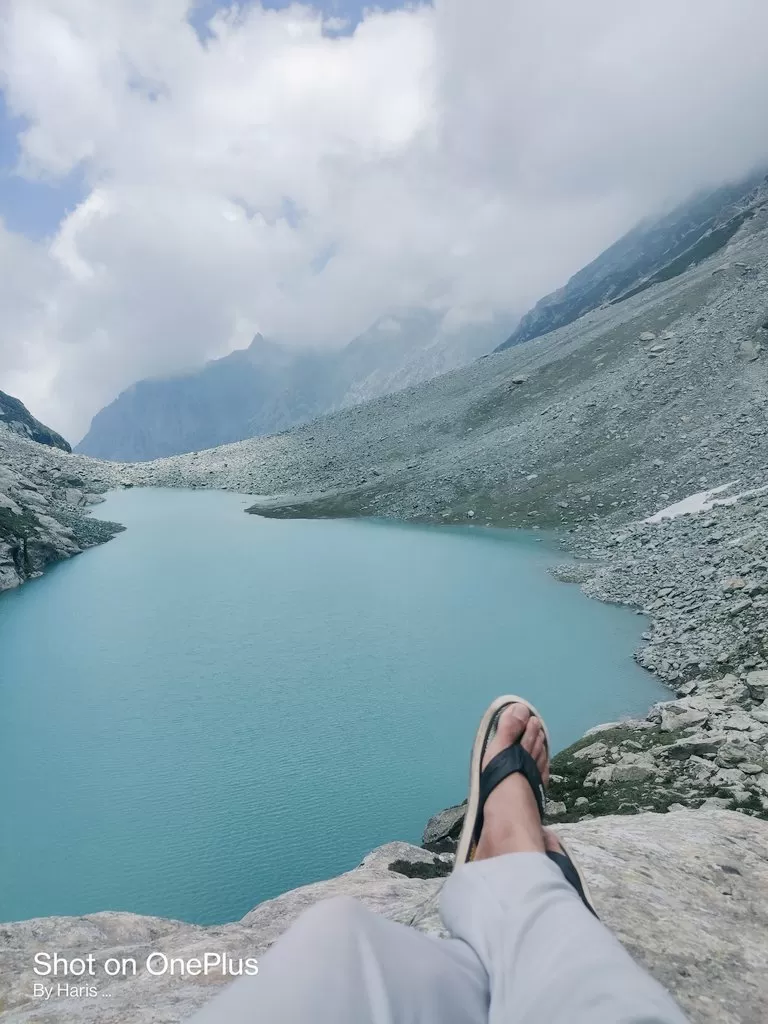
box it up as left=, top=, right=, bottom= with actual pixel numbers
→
left=474, top=703, right=550, bottom=860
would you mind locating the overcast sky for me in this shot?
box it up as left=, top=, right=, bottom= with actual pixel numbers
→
left=1, top=0, right=767, bottom=441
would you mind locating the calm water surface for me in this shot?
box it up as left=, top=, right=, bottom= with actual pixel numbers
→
left=0, top=488, right=667, bottom=924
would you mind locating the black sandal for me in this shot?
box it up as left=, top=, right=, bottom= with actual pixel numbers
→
left=454, top=695, right=597, bottom=916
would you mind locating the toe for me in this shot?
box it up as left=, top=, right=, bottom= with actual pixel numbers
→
left=522, top=718, right=550, bottom=783
left=481, top=703, right=549, bottom=786
left=521, top=717, right=540, bottom=756
left=484, top=703, right=530, bottom=768
left=503, top=703, right=531, bottom=740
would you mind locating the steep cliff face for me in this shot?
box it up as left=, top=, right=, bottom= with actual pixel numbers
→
left=0, top=390, right=71, bottom=452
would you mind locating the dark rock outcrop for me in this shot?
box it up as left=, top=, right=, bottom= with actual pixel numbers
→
left=0, top=390, right=71, bottom=452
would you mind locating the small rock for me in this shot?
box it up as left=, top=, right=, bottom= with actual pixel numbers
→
left=422, top=804, right=466, bottom=845
left=612, top=763, right=654, bottom=783
left=663, top=736, right=726, bottom=759
left=722, top=713, right=755, bottom=731
left=573, top=741, right=609, bottom=761
left=584, top=765, right=617, bottom=787
left=715, top=743, right=756, bottom=767
left=739, top=338, right=761, bottom=361
left=728, top=599, right=753, bottom=617
left=547, top=800, right=567, bottom=817
left=660, top=708, right=709, bottom=732
left=746, top=670, right=768, bottom=702
left=723, top=577, right=746, bottom=591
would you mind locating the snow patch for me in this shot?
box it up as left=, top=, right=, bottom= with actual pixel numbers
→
left=645, top=482, right=768, bottom=524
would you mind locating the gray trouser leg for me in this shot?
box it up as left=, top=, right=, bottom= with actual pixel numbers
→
left=187, top=894, right=488, bottom=1023
left=441, top=852, right=689, bottom=1024
left=188, top=854, right=688, bottom=1024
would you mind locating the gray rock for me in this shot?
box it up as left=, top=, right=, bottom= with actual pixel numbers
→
left=712, top=767, right=745, bottom=787
left=739, top=337, right=762, bottom=361
left=0, top=427, right=126, bottom=591
left=422, top=803, right=466, bottom=845
left=747, top=670, right=768, bottom=702
left=662, top=735, right=726, bottom=759
left=722, top=712, right=755, bottom=731
left=585, top=765, right=618, bottom=787
left=659, top=707, right=709, bottom=732
left=572, top=741, right=609, bottom=761
left=715, top=741, right=763, bottom=767
left=612, top=763, right=655, bottom=783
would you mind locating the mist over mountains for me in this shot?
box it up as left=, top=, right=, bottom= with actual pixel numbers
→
left=75, top=310, right=510, bottom=461
left=76, top=171, right=767, bottom=462
left=497, top=172, right=768, bottom=352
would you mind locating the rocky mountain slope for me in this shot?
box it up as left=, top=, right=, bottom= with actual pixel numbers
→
left=2, top=809, right=766, bottom=1024
left=0, top=391, right=71, bottom=452
left=496, top=171, right=767, bottom=352
left=0, top=415, right=126, bottom=591
left=129, top=176, right=768, bottom=535
left=76, top=311, right=510, bottom=461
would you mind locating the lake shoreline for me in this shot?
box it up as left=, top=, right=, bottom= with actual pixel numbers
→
left=2, top=485, right=666, bottom=928
left=2, top=433, right=767, bottom=917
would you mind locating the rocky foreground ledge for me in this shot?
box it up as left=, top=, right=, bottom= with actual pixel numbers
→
left=1, top=810, right=766, bottom=1024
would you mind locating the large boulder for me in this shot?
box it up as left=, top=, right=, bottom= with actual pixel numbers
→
left=1, top=811, right=766, bottom=1023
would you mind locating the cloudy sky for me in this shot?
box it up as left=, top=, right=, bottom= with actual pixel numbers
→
left=1, top=0, right=767, bottom=440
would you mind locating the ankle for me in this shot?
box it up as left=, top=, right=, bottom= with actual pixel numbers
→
left=474, top=815, right=545, bottom=859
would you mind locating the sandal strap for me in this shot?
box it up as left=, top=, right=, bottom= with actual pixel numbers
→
left=546, top=850, right=598, bottom=917
left=474, top=743, right=546, bottom=844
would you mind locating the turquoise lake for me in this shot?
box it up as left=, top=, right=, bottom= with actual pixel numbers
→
left=0, top=488, right=668, bottom=925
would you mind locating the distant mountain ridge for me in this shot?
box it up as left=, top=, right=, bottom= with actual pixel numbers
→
left=76, top=310, right=511, bottom=461
left=496, top=171, right=768, bottom=352
left=0, top=390, right=71, bottom=451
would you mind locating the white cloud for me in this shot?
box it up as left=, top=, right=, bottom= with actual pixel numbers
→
left=1, top=0, right=767, bottom=440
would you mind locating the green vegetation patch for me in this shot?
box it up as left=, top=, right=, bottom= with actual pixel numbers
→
left=548, top=725, right=682, bottom=823
left=388, top=856, right=451, bottom=879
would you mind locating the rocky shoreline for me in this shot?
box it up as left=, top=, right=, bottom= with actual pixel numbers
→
left=541, top=481, right=768, bottom=828
left=0, top=425, right=131, bottom=592
left=421, top=667, right=768, bottom=862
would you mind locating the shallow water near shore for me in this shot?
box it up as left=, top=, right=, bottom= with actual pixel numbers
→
left=0, top=487, right=668, bottom=925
